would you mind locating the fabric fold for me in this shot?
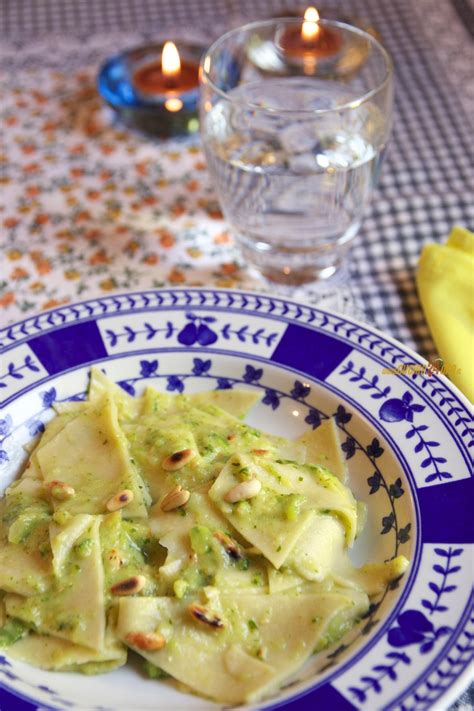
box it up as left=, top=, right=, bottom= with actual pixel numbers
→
left=416, top=226, right=474, bottom=402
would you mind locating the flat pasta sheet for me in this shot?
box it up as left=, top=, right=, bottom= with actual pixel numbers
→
left=0, top=368, right=409, bottom=704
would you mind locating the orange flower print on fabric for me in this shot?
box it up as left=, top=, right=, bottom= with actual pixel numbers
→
left=0, top=292, right=15, bottom=308
left=4, top=217, right=19, bottom=229
left=10, top=267, right=29, bottom=280
left=124, top=239, right=140, bottom=255
left=142, top=195, right=158, bottom=206
left=214, top=232, right=231, bottom=245
left=21, top=143, right=37, bottom=155
left=157, top=229, right=176, bottom=249
left=221, top=262, right=239, bottom=276
left=168, top=268, right=186, bottom=284
left=84, top=228, right=102, bottom=241
left=170, top=204, right=186, bottom=218
left=143, top=254, right=159, bottom=265
left=33, top=213, right=50, bottom=226
left=25, top=185, right=41, bottom=197
left=23, top=162, right=40, bottom=173
left=100, top=143, right=116, bottom=156
left=30, top=251, right=52, bottom=275
left=135, top=162, right=149, bottom=176
left=74, top=210, right=92, bottom=223
left=69, top=143, right=86, bottom=156
left=89, top=250, right=110, bottom=265
left=29, top=282, right=45, bottom=293
left=207, top=207, right=223, bottom=220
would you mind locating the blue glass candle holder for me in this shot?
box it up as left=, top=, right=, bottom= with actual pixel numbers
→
left=97, top=42, right=204, bottom=137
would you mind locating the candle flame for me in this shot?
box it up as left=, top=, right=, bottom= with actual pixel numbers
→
left=302, top=7, right=320, bottom=42
left=164, top=97, right=183, bottom=112
left=162, top=41, right=181, bottom=77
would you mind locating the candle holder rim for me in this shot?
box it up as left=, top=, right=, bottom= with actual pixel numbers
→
left=200, top=17, right=393, bottom=116
left=104, top=40, right=205, bottom=83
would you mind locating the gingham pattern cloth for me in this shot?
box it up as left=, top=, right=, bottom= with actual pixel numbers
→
left=0, top=0, right=473, bottom=358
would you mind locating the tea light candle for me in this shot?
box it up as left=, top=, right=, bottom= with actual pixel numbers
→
left=277, top=7, right=342, bottom=62
left=97, top=41, right=203, bottom=137
left=246, top=8, right=359, bottom=78
left=132, top=41, right=199, bottom=113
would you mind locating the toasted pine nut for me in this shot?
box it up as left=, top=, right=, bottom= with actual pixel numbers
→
left=162, top=449, right=195, bottom=471
left=188, top=603, right=225, bottom=630
left=125, top=631, right=166, bottom=651
left=110, top=575, right=146, bottom=596
left=213, top=530, right=243, bottom=561
left=46, top=480, right=75, bottom=500
left=106, top=489, right=134, bottom=512
left=251, top=449, right=269, bottom=456
left=227, top=434, right=236, bottom=442
left=224, top=478, right=261, bottom=503
left=160, top=485, right=190, bottom=512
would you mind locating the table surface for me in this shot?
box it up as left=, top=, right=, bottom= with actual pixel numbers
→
left=0, top=1, right=473, bottom=709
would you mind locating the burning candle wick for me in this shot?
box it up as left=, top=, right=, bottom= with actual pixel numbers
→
left=278, top=6, right=342, bottom=60
left=301, top=6, right=320, bottom=43
left=132, top=40, right=199, bottom=100
left=162, top=41, right=181, bottom=90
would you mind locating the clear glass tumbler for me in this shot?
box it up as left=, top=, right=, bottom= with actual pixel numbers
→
left=200, top=18, right=393, bottom=285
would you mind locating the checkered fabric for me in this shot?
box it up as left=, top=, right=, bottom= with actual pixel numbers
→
left=1, top=0, right=473, bottom=361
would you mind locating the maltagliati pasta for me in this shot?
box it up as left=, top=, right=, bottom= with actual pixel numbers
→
left=0, top=369, right=409, bottom=704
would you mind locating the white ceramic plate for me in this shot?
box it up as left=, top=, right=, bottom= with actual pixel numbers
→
left=0, top=288, right=472, bottom=711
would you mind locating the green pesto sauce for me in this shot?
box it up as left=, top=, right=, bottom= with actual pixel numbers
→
left=0, top=618, right=28, bottom=647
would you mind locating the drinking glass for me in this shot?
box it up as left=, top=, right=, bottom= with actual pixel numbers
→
left=199, top=18, right=393, bottom=285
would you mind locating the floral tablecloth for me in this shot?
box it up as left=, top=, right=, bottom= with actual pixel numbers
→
left=0, top=67, right=255, bottom=307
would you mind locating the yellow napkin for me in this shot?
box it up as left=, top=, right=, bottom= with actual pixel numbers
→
left=416, top=226, right=474, bottom=402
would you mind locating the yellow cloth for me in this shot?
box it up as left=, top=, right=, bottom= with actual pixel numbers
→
left=416, top=226, right=474, bottom=403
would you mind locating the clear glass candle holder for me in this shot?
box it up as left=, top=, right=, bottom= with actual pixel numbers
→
left=199, top=18, right=393, bottom=286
